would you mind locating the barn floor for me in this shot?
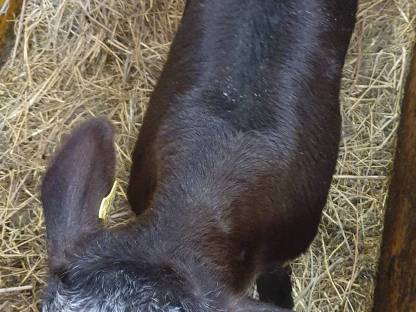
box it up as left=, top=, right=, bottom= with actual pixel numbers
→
left=0, top=0, right=415, bottom=311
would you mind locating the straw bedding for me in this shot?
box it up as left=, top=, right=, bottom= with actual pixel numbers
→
left=0, top=0, right=415, bottom=311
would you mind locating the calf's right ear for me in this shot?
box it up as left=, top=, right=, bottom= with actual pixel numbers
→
left=41, top=118, right=116, bottom=274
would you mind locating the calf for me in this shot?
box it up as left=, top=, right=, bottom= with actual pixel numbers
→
left=41, top=0, right=357, bottom=311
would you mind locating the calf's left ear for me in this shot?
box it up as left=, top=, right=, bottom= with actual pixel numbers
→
left=41, top=118, right=116, bottom=274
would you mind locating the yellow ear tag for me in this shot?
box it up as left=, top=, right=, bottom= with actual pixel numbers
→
left=98, top=180, right=117, bottom=221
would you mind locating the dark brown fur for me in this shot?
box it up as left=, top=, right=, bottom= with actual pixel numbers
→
left=41, top=1, right=358, bottom=311
left=128, top=0, right=357, bottom=293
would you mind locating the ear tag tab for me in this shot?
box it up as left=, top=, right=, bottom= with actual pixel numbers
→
left=99, top=180, right=117, bottom=221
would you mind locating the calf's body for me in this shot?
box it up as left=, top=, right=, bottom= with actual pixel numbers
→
left=128, top=0, right=357, bottom=292
left=40, top=1, right=357, bottom=311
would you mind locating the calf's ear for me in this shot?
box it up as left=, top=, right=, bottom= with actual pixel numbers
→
left=41, top=118, right=116, bottom=273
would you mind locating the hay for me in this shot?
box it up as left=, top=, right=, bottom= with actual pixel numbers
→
left=0, top=0, right=414, bottom=311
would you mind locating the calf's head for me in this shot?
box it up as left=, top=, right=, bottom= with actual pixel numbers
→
left=40, top=118, right=291, bottom=312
